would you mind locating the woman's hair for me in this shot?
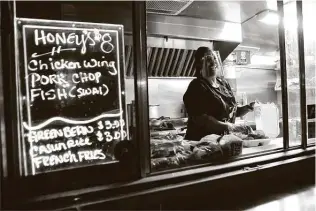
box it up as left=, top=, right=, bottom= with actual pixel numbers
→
left=194, top=46, right=217, bottom=77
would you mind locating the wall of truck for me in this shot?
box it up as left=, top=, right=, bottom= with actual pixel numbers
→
left=125, top=65, right=278, bottom=120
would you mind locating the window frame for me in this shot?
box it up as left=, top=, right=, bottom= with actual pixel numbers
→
left=144, top=0, right=315, bottom=175
left=1, top=0, right=143, bottom=199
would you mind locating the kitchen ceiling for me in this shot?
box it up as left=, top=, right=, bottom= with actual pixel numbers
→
left=176, top=0, right=279, bottom=56
left=178, top=1, right=269, bottom=23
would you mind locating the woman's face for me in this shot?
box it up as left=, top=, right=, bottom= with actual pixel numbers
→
left=201, top=53, right=218, bottom=77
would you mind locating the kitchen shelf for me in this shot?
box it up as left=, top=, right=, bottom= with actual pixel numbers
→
left=275, top=86, right=316, bottom=91
left=287, top=118, right=315, bottom=123
left=274, top=78, right=316, bottom=91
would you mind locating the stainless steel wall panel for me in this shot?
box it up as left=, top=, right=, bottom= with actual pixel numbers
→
left=146, top=36, right=213, bottom=50
left=147, top=14, right=242, bottom=43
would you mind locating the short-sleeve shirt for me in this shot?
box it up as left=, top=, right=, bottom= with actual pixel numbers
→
left=183, top=77, right=237, bottom=141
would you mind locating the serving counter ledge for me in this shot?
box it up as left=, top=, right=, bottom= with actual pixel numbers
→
left=11, top=146, right=315, bottom=210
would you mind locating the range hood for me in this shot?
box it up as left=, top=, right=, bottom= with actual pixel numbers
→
left=124, top=45, right=197, bottom=78
left=146, top=14, right=242, bottom=43
left=124, top=14, right=242, bottom=77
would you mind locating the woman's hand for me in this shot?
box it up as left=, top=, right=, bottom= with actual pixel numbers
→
left=226, top=122, right=236, bottom=132
left=248, top=102, right=256, bottom=111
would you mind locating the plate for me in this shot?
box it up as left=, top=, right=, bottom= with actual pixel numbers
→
left=243, top=138, right=271, bottom=148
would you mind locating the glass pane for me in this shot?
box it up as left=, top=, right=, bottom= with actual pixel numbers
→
left=302, top=1, right=316, bottom=144
left=15, top=2, right=134, bottom=176
left=232, top=0, right=282, bottom=155
left=146, top=1, right=283, bottom=172
left=283, top=0, right=301, bottom=147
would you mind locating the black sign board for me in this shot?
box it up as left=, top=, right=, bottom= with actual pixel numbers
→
left=16, top=18, right=128, bottom=175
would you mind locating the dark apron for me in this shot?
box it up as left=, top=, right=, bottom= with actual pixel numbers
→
left=199, top=77, right=237, bottom=124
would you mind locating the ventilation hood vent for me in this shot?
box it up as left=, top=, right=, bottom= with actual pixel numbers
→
left=125, top=46, right=196, bottom=78
left=124, top=35, right=234, bottom=78
left=124, top=36, right=215, bottom=78
left=146, top=0, right=194, bottom=16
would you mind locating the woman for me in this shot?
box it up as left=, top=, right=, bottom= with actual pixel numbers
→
left=183, top=46, right=255, bottom=141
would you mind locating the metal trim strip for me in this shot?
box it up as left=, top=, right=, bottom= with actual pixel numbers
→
left=132, top=1, right=151, bottom=176
left=277, top=1, right=289, bottom=149
left=296, top=0, right=308, bottom=149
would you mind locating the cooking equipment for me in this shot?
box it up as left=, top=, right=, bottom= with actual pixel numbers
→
left=150, top=116, right=170, bottom=127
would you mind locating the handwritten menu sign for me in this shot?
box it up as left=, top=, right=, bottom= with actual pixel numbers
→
left=16, top=19, right=128, bottom=175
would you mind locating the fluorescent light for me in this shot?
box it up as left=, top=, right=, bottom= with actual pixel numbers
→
left=259, top=12, right=279, bottom=25
left=238, top=45, right=260, bottom=51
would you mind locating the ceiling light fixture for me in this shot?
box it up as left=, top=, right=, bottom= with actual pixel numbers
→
left=258, top=10, right=279, bottom=25
left=242, top=9, right=279, bottom=25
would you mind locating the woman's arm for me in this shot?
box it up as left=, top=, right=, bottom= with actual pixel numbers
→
left=236, top=102, right=255, bottom=117
left=219, top=78, right=254, bottom=118
left=236, top=105, right=252, bottom=117
left=191, top=114, right=233, bottom=134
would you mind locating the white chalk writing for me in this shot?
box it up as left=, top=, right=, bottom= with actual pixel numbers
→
left=31, top=47, right=76, bottom=58
left=96, top=130, right=127, bottom=142
left=29, top=84, right=109, bottom=102
left=28, top=125, right=94, bottom=143
left=28, top=58, right=117, bottom=73
left=32, top=149, right=106, bottom=169
left=28, top=72, right=103, bottom=89
left=34, top=29, right=114, bottom=54
left=29, top=137, right=92, bottom=157
left=97, top=119, right=125, bottom=130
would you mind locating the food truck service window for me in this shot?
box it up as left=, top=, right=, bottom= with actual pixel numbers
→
left=143, top=0, right=314, bottom=174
